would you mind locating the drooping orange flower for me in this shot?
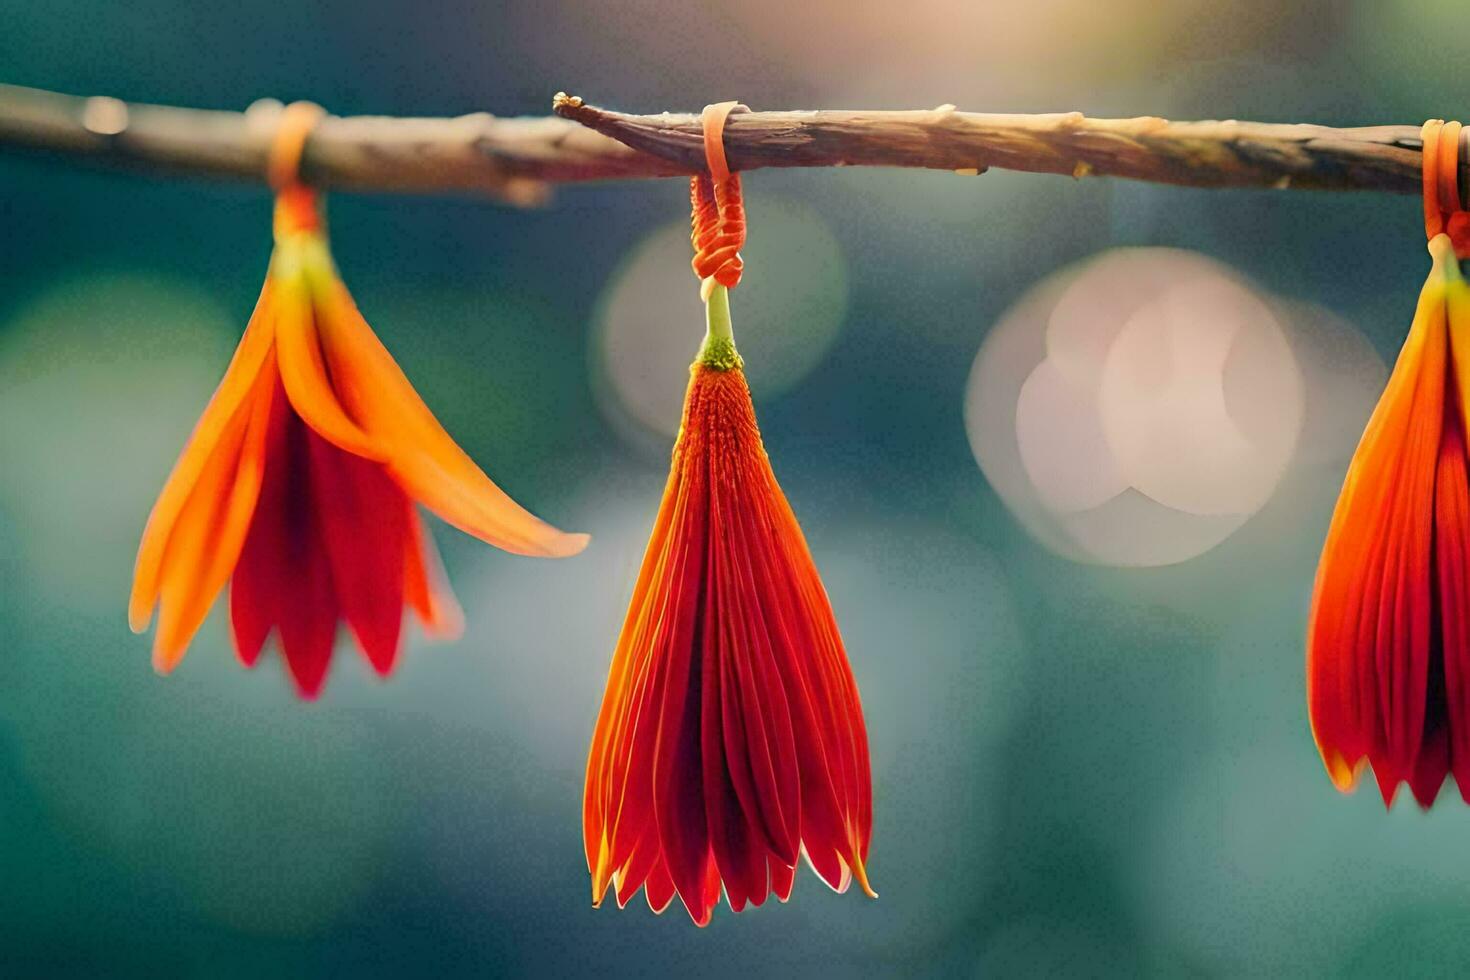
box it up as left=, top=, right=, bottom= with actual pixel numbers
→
left=1307, top=119, right=1470, bottom=806
left=583, top=104, right=874, bottom=925
left=128, top=103, right=587, bottom=697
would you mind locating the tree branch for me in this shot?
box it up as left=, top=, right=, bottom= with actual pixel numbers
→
left=552, top=94, right=1447, bottom=196
left=0, top=82, right=1453, bottom=206
left=0, top=83, right=679, bottom=206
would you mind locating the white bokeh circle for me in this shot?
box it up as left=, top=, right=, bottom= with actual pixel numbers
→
left=966, top=248, right=1313, bottom=566
left=1098, top=275, right=1301, bottom=517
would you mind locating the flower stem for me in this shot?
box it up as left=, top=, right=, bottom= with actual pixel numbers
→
left=696, top=284, right=743, bottom=371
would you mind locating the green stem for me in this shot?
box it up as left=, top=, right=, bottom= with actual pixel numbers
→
left=696, top=284, right=743, bottom=371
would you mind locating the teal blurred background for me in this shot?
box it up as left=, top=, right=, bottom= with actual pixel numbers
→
left=3, top=1, right=1469, bottom=976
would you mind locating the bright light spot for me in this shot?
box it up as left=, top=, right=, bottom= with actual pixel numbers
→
left=966, top=248, right=1308, bottom=566
left=1098, top=276, right=1300, bottom=517
left=1016, top=359, right=1128, bottom=513
left=593, top=195, right=847, bottom=446
left=1057, top=489, right=1250, bottom=568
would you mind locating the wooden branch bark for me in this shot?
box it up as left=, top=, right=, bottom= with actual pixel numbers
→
left=0, top=82, right=1455, bottom=206
left=0, top=83, right=679, bottom=206
left=552, top=94, right=1450, bottom=196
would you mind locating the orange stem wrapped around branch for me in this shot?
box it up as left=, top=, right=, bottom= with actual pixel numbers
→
left=689, top=171, right=745, bottom=291
left=1424, top=119, right=1470, bottom=257
left=689, top=101, right=749, bottom=300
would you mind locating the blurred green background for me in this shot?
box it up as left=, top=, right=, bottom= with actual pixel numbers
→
left=2, top=1, right=1469, bottom=976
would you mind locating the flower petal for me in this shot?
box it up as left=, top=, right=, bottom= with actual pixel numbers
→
left=231, top=384, right=339, bottom=699
left=770, top=854, right=796, bottom=903
left=586, top=361, right=873, bottom=923
left=644, top=858, right=676, bottom=915
left=652, top=506, right=714, bottom=925
left=307, top=271, right=586, bottom=558
left=306, top=428, right=409, bottom=676
left=272, top=261, right=382, bottom=463
left=744, top=418, right=873, bottom=894
left=585, top=463, right=685, bottom=906
left=129, top=283, right=275, bottom=632
left=150, top=350, right=277, bottom=672
left=403, top=510, right=465, bottom=641
left=1441, top=273, right=1470, bottom=801
left=230, top=379, right=288, bottom=668
left=1308, top=237, right=1455, bottom=801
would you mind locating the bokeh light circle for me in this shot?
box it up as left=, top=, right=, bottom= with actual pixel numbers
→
left=966, top=248, right=1310, bottom=566
left=1098, top=275, right=1300, bottom=517
left=593, top=194, right=847, bottom=447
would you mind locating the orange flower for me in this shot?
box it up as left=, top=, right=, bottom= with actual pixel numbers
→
left=1307, top=119, right=1470, bottom=806
left=583, top=279, right=874, bottom=923
left=128, top=133, right=587, bottom=697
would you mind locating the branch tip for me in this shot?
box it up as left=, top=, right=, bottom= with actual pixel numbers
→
left=552, top=92, right=585, bottom=115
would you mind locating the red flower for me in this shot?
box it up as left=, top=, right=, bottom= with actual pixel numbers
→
left=128, top=181, right=586, bottom=697
left=1307, top=119, right=1470, bottom=805
left=583, top=285, right=874, bottom=925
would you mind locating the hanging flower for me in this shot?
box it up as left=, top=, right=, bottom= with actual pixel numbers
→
left=128, top=103, right=587, bottom=697
left=1307, top=119, right=1470, bottom=806
left=583, top=103, right=874, bottom=925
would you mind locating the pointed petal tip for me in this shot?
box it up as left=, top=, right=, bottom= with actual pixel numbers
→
left=529, top=529, right=590, bottom=559
left=290, top=667, right=328, bottom=701
left=464, top=525, right=589, bottom=559
left=150, top=636, right=186, bottom=676
left=556, top=531, right=591, bottom=557
left=351, top=625, right=403, bottom=680
left=590, top=864, right=612, bottom=908
left=127, top=584, right=154, bottom=634
left=423, top=615, right=465, bottom=644
left=1323, top=750, right=1362, bottom=793
left=851, top=855, right=878, bottom=900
